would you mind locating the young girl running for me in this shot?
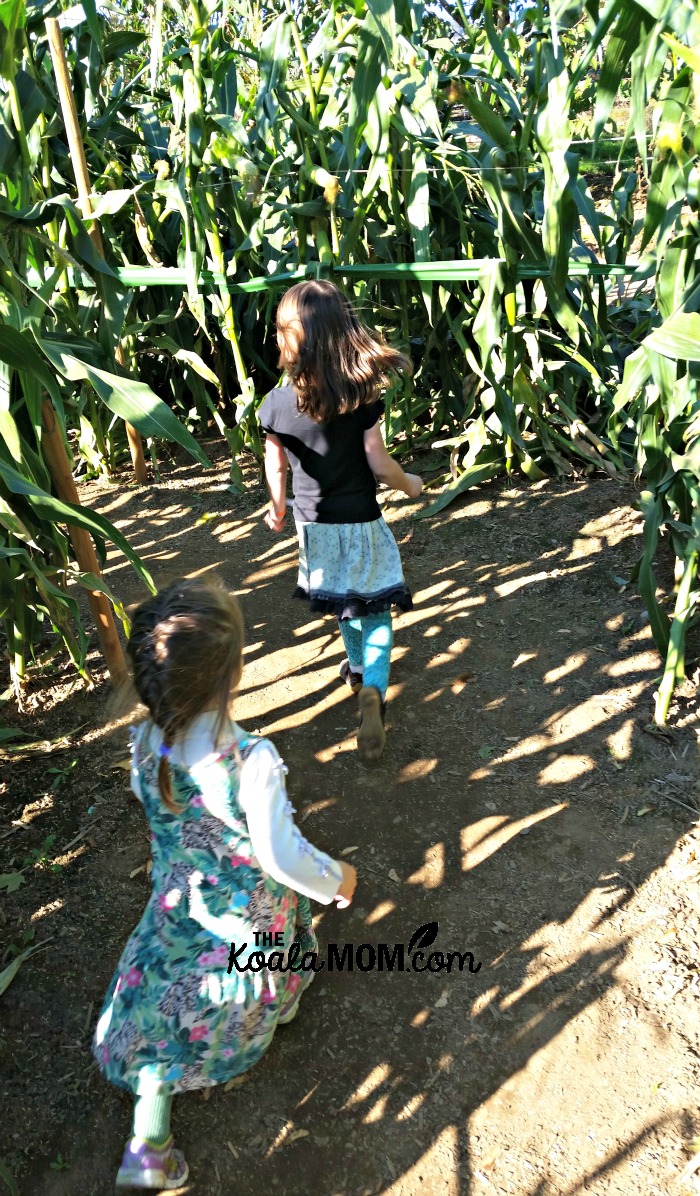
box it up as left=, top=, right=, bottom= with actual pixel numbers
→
left=92, top=577, right=356, bottom=1190
left=260, top=279, right=422, bottom=764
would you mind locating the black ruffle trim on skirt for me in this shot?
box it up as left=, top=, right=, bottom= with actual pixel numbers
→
left=292, top=585, right=413, bottom=620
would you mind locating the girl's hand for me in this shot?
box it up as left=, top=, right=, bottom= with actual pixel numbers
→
left=265, top=506, right=287, bottom=533
left=404, top=472, right=423, bottom=499
left=334, top=861, right=357, bottom=909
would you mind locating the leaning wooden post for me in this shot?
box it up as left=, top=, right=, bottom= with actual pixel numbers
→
left=41, top=399, right=129, bottom=686
left=45, top=17, right=149, bottom=486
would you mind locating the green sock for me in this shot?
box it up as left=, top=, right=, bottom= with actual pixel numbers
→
left=132, top=1093, right=173, bottom=1147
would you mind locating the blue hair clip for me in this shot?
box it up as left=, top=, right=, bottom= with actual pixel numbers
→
left=159, top=742, right=172, bottom=759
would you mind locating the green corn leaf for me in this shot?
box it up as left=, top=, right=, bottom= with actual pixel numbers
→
left=366, top=0, right=397, bottom=61
left=537, top=42, right=573, bottom=283
left=644, top=312, right=700, bottom=361
left=483, top=0, right=517, bottom=77
left=218, top=57, right=238, bottom=118
left=1, top=195, right=119, bottom=280
left=0, top=496, right=36, bottom=545
left=0, top=326, right=63, bottom=407
left=81, top=0, right=103, bottom=55
left=515, top=448, right=548, bottom=481
left=174, top=350, right=220, bottom=389
left=657, top=231, right=697, bottom=321
left=463, top=87, right=512, bottom=152
left=0, top=941, right=49, bottom=998
left=567, top=0, right=621, bottom=98
left=67, top=570, right=131, bottom=635
left=0, top=460, right=156, bottom=594
left=255, top=13, right=291, bottom=141
left=638, top=489, right=671, bottom=657
left=0, top=0, right=25, bottom=81
left=36, top=342, right=211, bottom=469
left=0, top=408, right=27, bottom=471
left=407, top=146, right=432, bottom=319
left=627, top=21, right=667, bottom=176
left=10, top=545, right=89, bottom=667
left=654, top=533, right=700, bottom=725
left=148, top=337, right=221, bottom=388
left=347, top=15, right=385, bottom=156
left=211, top=114, right=250, bottom=150
left=613, top=346, right=650, bottom=413
left=493, top=379, right=525, bottom=450
left=88, top=187, right=144, bottom=221
left=306, top=6, right=336, bottom=61
left=417, top=459, right=505, bottom=518
left=473, top=261, right=504, bottom=364
left=103, top=30, right=147, bottom=64
left=660, top=32, right=700, bottom=73
left=593, top=3, right=648, bottom=142
left=149, top=0, right=163, bottom=89
left=641, top=71, right=691, bottom=252
left=0, top=1157, right=19, bottom=1196
left=542, top=277, right=581, bottom=346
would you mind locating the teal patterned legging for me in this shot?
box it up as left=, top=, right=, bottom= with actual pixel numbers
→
left=338, top=612, right=393, bottom=698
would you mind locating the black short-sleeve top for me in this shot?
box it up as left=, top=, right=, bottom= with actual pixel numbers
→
left=258, top=384, right=383, bottom=525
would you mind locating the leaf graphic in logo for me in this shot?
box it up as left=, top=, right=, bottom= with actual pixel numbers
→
left=407, top=922, right=439, bottom=956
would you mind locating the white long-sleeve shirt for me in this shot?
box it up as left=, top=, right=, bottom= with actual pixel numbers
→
left=131, top=713, right=343, bottom=905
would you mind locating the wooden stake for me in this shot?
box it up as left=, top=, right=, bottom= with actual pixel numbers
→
left=45, top=17, right=149, bottom=486
left=41, top=398, right=129, bottom=687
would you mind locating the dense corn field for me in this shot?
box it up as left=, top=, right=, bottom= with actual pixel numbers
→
left=1, top=0, right=700, bottom=720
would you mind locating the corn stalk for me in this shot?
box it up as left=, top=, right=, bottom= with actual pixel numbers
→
left=2, top=0, right=700, bottom=722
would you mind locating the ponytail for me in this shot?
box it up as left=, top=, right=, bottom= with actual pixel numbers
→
left=157, top=738, right=178, bottom=813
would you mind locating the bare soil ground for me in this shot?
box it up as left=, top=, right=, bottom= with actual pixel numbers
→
left=3, top=445, right=700, bottom=1196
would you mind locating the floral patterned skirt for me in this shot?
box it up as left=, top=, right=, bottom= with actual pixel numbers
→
left=294, top=516, right=412, bottom=619
left=92, top=891, right=316, bottom=1096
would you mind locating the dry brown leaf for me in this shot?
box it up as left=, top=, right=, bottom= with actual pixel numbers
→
left=286, top=1129, right=310, bottom=1145
left=224, top=1074, right=251, bottom=1092
left=111, top=758, right=131, bottom=771
left=267, top=1123, right=311, bottom=1156
left=388, top=869, right=401, bottom=883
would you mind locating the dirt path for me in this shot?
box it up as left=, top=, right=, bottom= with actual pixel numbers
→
left=3, top=447, right=700, bottom=1195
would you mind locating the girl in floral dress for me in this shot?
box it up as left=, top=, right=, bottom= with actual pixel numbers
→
left=93, top=577, right=356, bottom=1190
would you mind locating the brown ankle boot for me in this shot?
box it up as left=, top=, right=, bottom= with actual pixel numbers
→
left=357, top=686, right=386, bottom=764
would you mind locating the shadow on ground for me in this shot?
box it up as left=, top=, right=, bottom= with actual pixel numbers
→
left=3, top=450, right=699, bottom=1196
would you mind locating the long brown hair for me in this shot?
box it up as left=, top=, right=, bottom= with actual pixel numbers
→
left=276, top=280, right=411, bottom=423
left=126, top=577, right=245, bottom=811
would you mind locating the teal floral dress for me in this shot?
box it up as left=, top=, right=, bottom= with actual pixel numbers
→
left=93, top=722, right=334, bottom=1096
